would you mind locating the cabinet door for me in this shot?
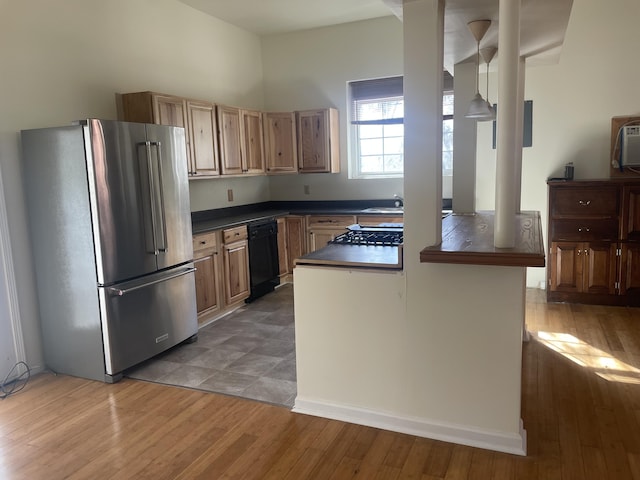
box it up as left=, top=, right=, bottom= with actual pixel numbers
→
left=308, top=228, right=347, bottom=253
left=187, top=101, right=220, bottom=176
left=152, top=94, right=188, bottom=129
left=277, top=217, right=288, bottom=276
left=622, top=186, right=640, bottom=241
left=223, top=240, right=250, bottom=305
left=240, top=110, right=265, bottom=174
left=194, top=251, right=221, bottom=323
left=583, top=242, right=617, bottom=294
left=285, top=216, right=306, bottom=272
left=218, top=106, right=243, bottom=175
left=297, top=108, right=340, bottom=173
left=264, top=112, right=298, bottom=174
left=550, top=241, right=582, bottom=293
left=620, top=243, right=640, bottom=296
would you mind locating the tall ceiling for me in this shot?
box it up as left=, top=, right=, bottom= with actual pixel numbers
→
left=177, top=0, right=574, bottom=71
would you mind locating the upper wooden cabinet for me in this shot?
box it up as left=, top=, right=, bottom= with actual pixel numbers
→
left=218, top=106, right=266, bottom=175
left=240, top=109, right=266, bottom=174
left=217, top=105, right=243, bottom=175
left=118, top=91, right=339, bottom=177
left=264, top=112, right=298, bottom=174
left=118, top=92, right=219, bottom=177
left=187, top=101, right=220, bottom=177
left=297, top=108, right=340, bottom=174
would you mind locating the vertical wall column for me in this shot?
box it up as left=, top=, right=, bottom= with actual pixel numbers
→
left=494, top=0, right=521, bottom=247
left=514, top=57, right=526, bottom=213
left=452, top=61, right=478, bottom=214
left=402, top=0, right=444, bottom=254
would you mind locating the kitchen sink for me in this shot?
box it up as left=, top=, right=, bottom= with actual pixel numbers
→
left=361, top=207, right=404, bottom=214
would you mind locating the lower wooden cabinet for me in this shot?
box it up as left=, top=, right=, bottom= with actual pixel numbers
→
left=222, top=226, right=250, bottom=305
left=285, top=216, right=307, bottom=272
left=306, top=215, right=355, bottom=253
left=277, top=217, right=288, bottom=277
left=549, top=241, right=617, bottom=295
left=193, top=226, right=250, bottom=325
left=192, top=232, right=222, bottom=324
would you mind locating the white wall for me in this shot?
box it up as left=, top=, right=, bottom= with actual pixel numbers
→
left=476, top=0, right=640, bottom=287
left=261, top=16, right=407, bottom=201
left=0, top=0, right=265, bottom=370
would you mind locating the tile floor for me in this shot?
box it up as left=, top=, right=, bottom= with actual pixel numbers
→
left=126, top=283, right=297, bottom=408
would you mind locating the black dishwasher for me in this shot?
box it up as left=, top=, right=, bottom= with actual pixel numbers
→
left=246, top=218, right=280, bottom=302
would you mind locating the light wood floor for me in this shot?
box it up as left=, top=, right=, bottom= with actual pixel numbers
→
left=3, top=290, right=640, bottom=479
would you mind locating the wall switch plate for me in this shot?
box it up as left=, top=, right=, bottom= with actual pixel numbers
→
left=227, top=189, right=233, bottom=201
left=304, top=185, right=310, bottom=195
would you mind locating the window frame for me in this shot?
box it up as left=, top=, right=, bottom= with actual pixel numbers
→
left=348, top=74, right=454, bottom=180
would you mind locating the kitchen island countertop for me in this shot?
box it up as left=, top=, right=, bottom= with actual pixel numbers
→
left=295, top=244, right=403, bottom=270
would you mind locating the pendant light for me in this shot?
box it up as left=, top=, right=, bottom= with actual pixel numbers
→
left=480, top=46, right=498, bottom=121
left=465, top=20, right=494, bottom=121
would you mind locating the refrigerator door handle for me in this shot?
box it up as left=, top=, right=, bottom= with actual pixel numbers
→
left=144, top=141, right=160, bottom=255
left=150, top=141, right=168, bottom=253
left=107, top=267, right=197, bottom=296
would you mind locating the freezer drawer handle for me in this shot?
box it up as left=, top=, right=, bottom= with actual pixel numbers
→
left=107, top=267, right=196, bottom=296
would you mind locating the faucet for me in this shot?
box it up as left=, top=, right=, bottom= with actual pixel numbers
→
left=393, top=194, right=404, bottom=207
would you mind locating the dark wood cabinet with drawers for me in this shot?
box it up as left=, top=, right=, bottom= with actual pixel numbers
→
left=547, top=179, right=640, bottom=305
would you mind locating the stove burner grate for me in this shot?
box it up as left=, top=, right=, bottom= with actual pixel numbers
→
left=330, top=230, right=403, bottom=247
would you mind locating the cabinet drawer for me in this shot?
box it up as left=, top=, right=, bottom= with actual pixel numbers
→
left=307, top=215, right=356, bottom=228
left=193, top=232, right=218, bottom=253
left=223, top=225, right=248, bottom=243
left=550, top=219, right=619, bottom=241
left=550, top=187, right=618, bottom=217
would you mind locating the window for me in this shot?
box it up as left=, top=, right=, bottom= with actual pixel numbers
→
left=348, top=74, right=454, bottom=179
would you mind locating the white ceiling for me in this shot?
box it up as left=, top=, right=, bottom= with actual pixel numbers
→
left=177, top=0, right=573, bottom=71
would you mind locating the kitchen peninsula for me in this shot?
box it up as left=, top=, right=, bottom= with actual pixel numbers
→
left=292, top=209, right=545, bottom=455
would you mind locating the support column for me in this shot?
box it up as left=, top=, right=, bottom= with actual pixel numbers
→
left=403, top=0, right=444, bottom=253
left=452, top=61, right=478, bottom=214
left=494, top=0, right=521, bottom=247
left=514, top=57, right=526, bottom=213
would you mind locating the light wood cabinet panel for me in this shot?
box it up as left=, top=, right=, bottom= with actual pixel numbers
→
left=356, top=215, right=403, bottom=226
left=222, top=225, right=250, bottom=305
left=187, top=101, right=220, bottom=176
left=264, top=112, right=298, bottom=174
left=218, top=105, right=243, bottom=175
left=308, top=228, right=346, bottom=252
left=223, top=240, right=250, bottom=305
left=240, top=109, right=265, bottom=174
left=297, top=108, right=340, bottom=173
left=285, top=216, right=306, bottom=272
left=277, top=217, right=288, bottom=276
left=193, top=232, right=221, bottom=324
left=307, top=214, right=355, bottom=253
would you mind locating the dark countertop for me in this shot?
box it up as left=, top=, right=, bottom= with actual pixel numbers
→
left=190, top=200, right=412, bottom=234
left=296, top=244, right=403, bottom=270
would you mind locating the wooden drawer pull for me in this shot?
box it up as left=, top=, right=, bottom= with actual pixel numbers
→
left=578, top=200, right=591, bottom=206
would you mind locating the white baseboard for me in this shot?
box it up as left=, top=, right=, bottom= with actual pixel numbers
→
left=293, top=397, right=527, bottom=456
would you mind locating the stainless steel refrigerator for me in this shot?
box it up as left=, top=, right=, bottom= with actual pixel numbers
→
left=22, top=119, right=198, bottom=382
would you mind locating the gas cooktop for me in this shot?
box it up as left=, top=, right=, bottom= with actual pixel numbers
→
left=330, top=225, right=403, bottom=247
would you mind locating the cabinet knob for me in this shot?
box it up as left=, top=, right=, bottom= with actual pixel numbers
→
left=578, top=200, right=591, bottom=206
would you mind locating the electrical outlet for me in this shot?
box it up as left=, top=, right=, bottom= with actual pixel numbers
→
left=227, top=189, right=233, bottom=202
left=304, top=185, right=310, bottom=195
